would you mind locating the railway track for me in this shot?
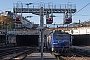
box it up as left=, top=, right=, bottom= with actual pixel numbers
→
left=0, top=46, right=37, bottom=60
left=52, top=49, right=90, bottom=60
left=0, top=47, right=20, bottom=58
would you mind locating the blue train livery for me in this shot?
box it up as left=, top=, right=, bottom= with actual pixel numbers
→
left=46, top=30, right=71, bottom=53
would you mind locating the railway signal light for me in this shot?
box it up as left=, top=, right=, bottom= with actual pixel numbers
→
left=16, top=17, right=20, bottom=21
left=15, top=17, right=21, bottom=23
left=46, top=17, right=53, bottom=24
left=64, top=17, right=72, bottom=24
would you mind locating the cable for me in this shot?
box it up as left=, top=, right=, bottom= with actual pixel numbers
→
left=73, top=2, right=90, bottom=16
left=73, top=14, right=90, bottom=16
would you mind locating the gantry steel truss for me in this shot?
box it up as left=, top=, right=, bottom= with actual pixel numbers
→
left=13, top=2, right=76, bottom=15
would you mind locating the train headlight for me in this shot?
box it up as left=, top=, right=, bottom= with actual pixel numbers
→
left=53, top=43, right=58, bottom=44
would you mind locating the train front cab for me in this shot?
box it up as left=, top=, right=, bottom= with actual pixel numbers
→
left=51, top=43, right=70, bottom=53
left=51, top=33, right=71, bottom=53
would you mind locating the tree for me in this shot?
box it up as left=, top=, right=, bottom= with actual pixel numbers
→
left=0, top=16, right=14, bottom=29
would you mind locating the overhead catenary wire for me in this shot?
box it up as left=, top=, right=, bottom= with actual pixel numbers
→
left=73, top=2, right=90, bottom=16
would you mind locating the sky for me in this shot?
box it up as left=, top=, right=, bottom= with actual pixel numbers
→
left=0, top=0, right=90, bottom=24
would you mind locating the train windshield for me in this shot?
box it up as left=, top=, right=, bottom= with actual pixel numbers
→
left=54, top=34, right=68, bottom=40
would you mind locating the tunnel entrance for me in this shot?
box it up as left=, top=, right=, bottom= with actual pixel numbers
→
left=0, top=35, right=6, bottom=43
left=16, top=35, right=39, bottom=47
left=72, top=34, right=90, bottom=46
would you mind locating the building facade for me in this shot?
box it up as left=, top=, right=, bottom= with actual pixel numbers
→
left=0, top=11, right=33, bottom=29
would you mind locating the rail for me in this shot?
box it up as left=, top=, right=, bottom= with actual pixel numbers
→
left=0, top=46, right=37, bottom=60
